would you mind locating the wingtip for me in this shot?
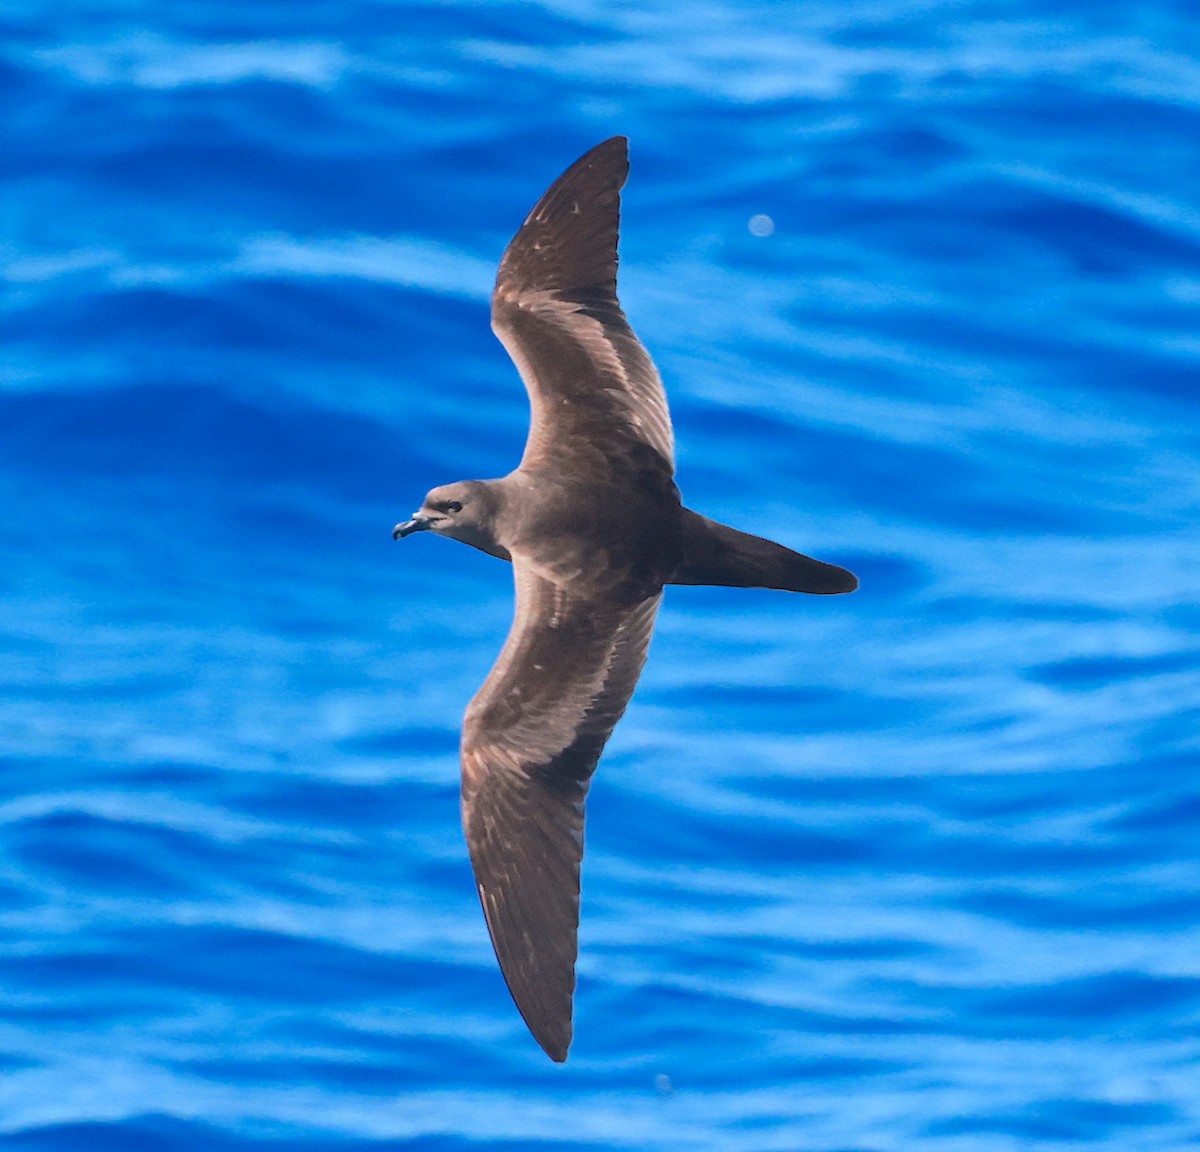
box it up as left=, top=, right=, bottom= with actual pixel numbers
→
left=590, top=134, right=628, bottom=157
left=577, top=135, right=629, bottom=183
left=565, top=135, right=628, bottom=184
left=495, top=135, right=632, bottom=302
left=528, top=1009, right=573, bottom=1063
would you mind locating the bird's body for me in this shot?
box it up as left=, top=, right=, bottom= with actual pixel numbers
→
left=503, top=458, right=682, bottom=601
left=393, top=137, right=857, bottom=1062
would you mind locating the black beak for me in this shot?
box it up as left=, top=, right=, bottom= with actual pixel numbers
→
left=392, top=514, right=433, bottom=540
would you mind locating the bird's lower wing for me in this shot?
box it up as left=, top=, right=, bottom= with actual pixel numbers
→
left=461, top=565, right=661, bottom=1061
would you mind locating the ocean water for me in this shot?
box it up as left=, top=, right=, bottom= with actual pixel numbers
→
left=2, top=1, right=1199, bottom=1148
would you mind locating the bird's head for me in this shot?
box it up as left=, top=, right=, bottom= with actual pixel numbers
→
left=392, top=480, right=506, bottom=556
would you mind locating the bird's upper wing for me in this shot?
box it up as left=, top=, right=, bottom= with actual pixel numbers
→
left=491, top=136, right=675, bottom=470
left=461, top=561, right=661, bottom=1062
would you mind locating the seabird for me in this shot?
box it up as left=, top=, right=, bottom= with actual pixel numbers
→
left=393, top=137, right=857, bottom=1062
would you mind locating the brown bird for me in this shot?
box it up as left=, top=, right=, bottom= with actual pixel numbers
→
left=393, top=137, right=857, bottom=1062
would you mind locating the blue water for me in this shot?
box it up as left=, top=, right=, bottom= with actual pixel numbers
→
left=3, top=1, right=1199, bottom=1148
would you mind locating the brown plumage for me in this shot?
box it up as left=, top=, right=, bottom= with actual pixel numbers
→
left=393, top=137, right=857, bottom=1063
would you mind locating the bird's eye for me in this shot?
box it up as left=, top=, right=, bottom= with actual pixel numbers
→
left=444, top=500, right=463, bottom=514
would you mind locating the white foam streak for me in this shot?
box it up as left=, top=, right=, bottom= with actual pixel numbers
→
left=36, top=35, right=348, bottom=89
left=234, top=235, right=493, bottom=300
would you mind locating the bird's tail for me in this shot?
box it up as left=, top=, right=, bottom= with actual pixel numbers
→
left=668, top=508, right=858, bottom=594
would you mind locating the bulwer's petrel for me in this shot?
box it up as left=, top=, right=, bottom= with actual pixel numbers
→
left=393, top=137, right=857, bottom=1062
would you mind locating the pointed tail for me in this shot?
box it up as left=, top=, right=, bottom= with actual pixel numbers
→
left=668, top=508, right=858, bottom=594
